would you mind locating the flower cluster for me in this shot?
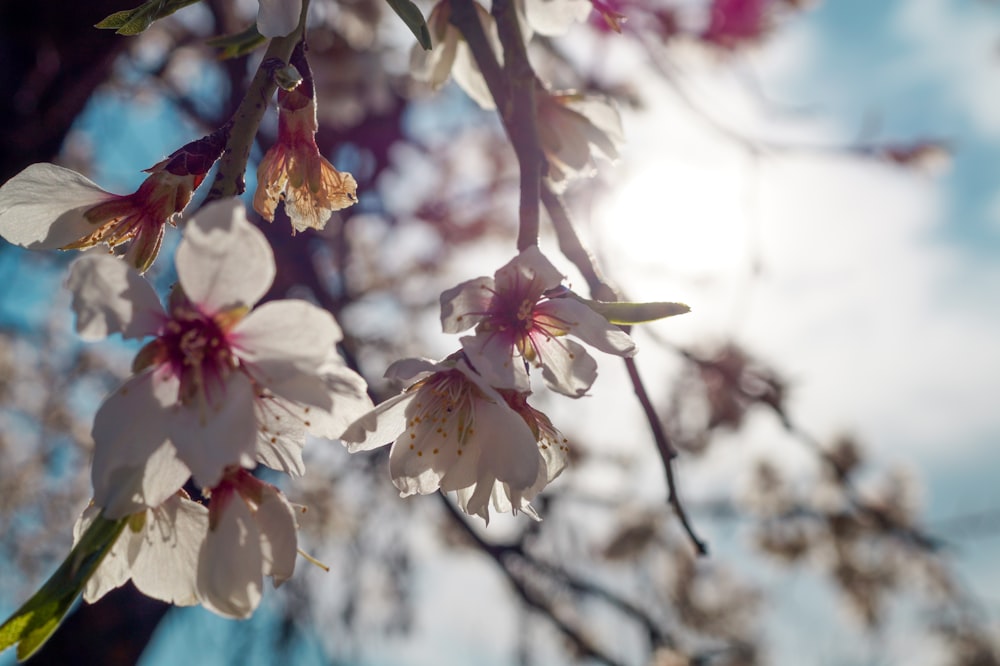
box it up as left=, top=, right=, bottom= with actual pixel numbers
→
left=0, top=0, right=668, bottom=645
left=66, top=199, right=372, bottom=616
left=343, top=247, right=636, bottom=523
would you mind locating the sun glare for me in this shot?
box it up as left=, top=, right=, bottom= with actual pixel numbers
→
left=598, top=158, right=752, bottom=287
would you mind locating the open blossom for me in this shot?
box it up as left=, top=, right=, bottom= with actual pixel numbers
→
left=440, top=246, right=636, bottom=397
left=536, top=90, right=624, bottom=189
left=198, top=469, right=299, bottom=618
left=73, top=493, right=208, bottom=606
left=0, top=129, right=226, bottom=272
left=342, top=357, right=563, bottom=523
left=410, top=0, right=499, bottom=110
left=67, top=198, right=372, bottom=517
left=254, top=43, right=358, bottom=233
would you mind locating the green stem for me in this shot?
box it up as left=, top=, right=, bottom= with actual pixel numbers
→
left=206, top=0, right=311, bottom=201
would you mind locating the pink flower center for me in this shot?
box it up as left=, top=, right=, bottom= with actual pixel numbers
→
left=157, top=302, right=237, bottom=407
left=481, top=276, right=572, bottom=361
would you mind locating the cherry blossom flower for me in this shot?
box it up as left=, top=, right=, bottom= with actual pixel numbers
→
left=73, top=493, right=208, bottom=606
left=0, top=129, right=226, bottom=273
left=536, top=90, right=624, bottom=189
left=254, top=43, right=358, bottom=233
left=67, top=198, right=372, bottom=517
left=197, top=469, right=299, bottom=618
left=342, top=357, right=561, bottom=523
left=410, top=0, right=499, bottom=109
left=440, top=246, right=636, bottom=397
left=257, top=0, right=302, bottom=38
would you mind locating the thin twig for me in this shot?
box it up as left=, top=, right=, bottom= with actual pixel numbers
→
left=543, top=182, right=708, bottom=556
left=437, top=494, right=629, bottom=666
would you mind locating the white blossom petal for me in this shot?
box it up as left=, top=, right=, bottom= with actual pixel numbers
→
left=341, top=391, right=411, bottom=452
left=305, top=357, right=375, bottom=438
left=92, top=369, right=184, bottom=518
left=257, top=0, right=302, bottom=37
left=129, top=495, right=209, bottom=606
left=384, top=357, right=439, bottom=384
left=255, top=394, right=308, bottom=476
left=473, top=397, right=540, bottom=492
left=497, top=245, right=564, bottom=293
left=66, top=253, right=165, bottom=341
left=0, top=163, right=113, bottom=249
left=538, top=337, right=598, bottom=397
left=198, top=495, right=263, bottom=619
left=255, top=486, right=298, bottom=587
left=540, top=298, right=636, bottom=357
left=168, top=373, right=258, bottom=489
left=176, top=199, right=275, bottom=313
left=439, top=276, right=493, bottom=333
left=232, top=300, right=341, bottom=392
left=460, top=334, right=531, bottom=392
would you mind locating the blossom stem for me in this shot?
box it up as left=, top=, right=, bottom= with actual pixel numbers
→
left=492, top=0, right=544, bottom=251
left=206, top=0, right=312, bottom=201
left=449, top=0, right=544, bottom=251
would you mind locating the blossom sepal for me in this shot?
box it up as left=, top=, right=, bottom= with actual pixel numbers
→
left=0, top=513, right=127, bottom=661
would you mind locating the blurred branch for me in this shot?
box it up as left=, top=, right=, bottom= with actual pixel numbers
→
left=437, top=493, right=633, bottom=666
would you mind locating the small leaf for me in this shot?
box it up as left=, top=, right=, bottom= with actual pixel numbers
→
left=94, top=9, right=135, bottom=30
left=205, top=24, right=268, bottom=59
left=572, top=294, right=690, bottom=325
left=95, top=0, right=201, bottom=36
left=384, top=0, right=432, bottom=50
left=0, top=514, right=126, bottom=661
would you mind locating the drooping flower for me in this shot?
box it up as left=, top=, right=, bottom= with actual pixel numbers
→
left=0, top=129, right=226, bottom=272
left=197, top=469, right=299, bottom=618
left=73, top=492, right=208, bottom=606
left=536, top=90, right=624, bottom=189
left=67, top=198, right=373, bottom=517
left=254, top=42, right=358, bottom=233
left=342, top=356, right=560, bottom=523
left=409, top=0, right=500, bottom=110
left=257, top=0, right=302, bottom=38
left=440, top=246, right=636, bottom=397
